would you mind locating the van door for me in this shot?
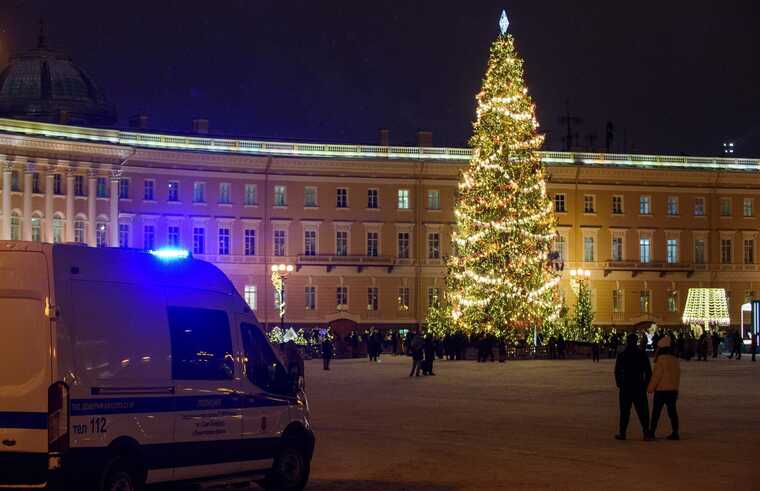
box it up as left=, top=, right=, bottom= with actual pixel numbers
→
left=0, top=249, right=51, bottom=487
left=238, top=322, right=294, bottom=473
left=165, top=289, right=242, bottom=480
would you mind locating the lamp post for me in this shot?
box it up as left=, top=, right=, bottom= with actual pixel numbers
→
left=569, top=268, right=591, bottom=292
left=271, top=263, right=294, bottom=332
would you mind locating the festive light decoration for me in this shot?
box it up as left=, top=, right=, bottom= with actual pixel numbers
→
left=682, top=288, right=730, bottom=328
left=432, top=13, right=560, bottom=337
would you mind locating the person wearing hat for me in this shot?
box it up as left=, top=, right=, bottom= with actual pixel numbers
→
left=614, top=333, right=653, bottom=441
left=648, top=335, right=681, bottom=440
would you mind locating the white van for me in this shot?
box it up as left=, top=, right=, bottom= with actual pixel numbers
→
left=0, top=241, right=314, bottom=490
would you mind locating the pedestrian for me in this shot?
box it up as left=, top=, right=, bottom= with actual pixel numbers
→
left=711, top=331, right=720, bottom=358
left=409, top=331, right=425, bottom=377
left=321, top=336, right=334, bottom=371
left=422, top=335, right=436, bottom=375
left=558, top=334, right=566, bottom=360
left=614, top=333, right=653, bottom=441
left=697, top=332, right=708, bottom=361
left=498, top=337, right=507, bottom=363
left=548, top=336, right=557, bottom=359
left=729, top=330, right=742, bottom=360
left=751, top=330, right=757, bottom=362
left=591, top=340, right=600, bottom=362
left=648, top=336, right=681, bottom=440
left=609, top=333, right=619, bottom=359
left=392, top=330, right=400, bottom=355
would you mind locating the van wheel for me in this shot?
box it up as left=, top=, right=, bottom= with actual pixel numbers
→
left=101, top=458, right=142, bottom=491
left=264, top=440, right=310, bottom=491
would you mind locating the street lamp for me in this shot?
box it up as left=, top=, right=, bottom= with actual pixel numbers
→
left=271, top=263, right=294, bottom=331
left=569, top=268, right=591, bottom=293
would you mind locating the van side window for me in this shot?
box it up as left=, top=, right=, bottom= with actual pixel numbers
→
left=168, top=307, right=234, bottom=380
left=240, top=323, right=289, bottom=394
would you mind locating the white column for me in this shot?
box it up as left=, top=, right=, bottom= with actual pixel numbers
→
left=109, top=172, right=120, bottom=246
left=65, top=170, right=75, bottom=242
left=87, top=172, right=97, bottom=247
left=1, top=161, right=11, bottom=240
left=22, top=164, right=33, bottom=241
left=45, top=171, right=54, bottom=243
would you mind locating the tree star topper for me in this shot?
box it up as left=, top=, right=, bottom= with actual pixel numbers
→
left=499, top=10, right=509, bottom=35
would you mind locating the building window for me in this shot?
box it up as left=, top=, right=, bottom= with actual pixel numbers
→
left=9, top=212, right=20, bottom=240
left=167, top=226, right=180, bottom=247
left=96, top=222, right=107, bottom=247
left=218, top=228, right=230, bottom=255
left=583, top=195, right=595, bottom=213
left=336, top=188, right=348, bottom=208
left=428, top=232, right=441, bottom=259
left=744, top=239, right=754, bottom=264
left=168, top=181, right=179, bottom=202
left=244, top=184, right=257, bottom=206
left=612, top=289, right=623, bottom=313
left=273, top=230, right=286, bottom=256
left=666, top=239, right=678, bottom=264
left=74, top=175, right=85, bottom=196
left=427, top=190, right=440, bottom=210
left=10, top=171, right=19, bottom=192
left=612, top=195, right=623, bottom=215
left=367, top=188, right=379, bottom=209
left=193, top=182, right=205, bottom=203
left=398, top=232, right=410, bottom=259
left=244, top=229, right=256, bottom=256
left=305, top=286, right=316, bottom=311
left=144, top=225, right=155, bottom=250
left=720, top=197, right=731, bottom=217
left=554, top=194, right=566, bottom=213
left=612, top=236, right=623, bottom=262
left=336, top=287, right=348, bottom=311
left=74, top=220, right=86, bottom=243
left=336, top=230, right=348, bottom=256
left=694, top=197, right=705, bottom=216
left=304, top=186, right=317, bottom=207
left=119, top=179, right=129, bottom=199
left=743, top=198, right=753, bottom=217
left=639, top=195, right=651, bottom=215
left=32, top=173, right=41, bottom=193
left=367, top=231, right=379, bottom=257
left=31, top=217, right=42, bottom=242
left=367, top=287, right=378, bottom=311
left=640, top=290, right=651, bottom=313
left=554, top=235, right=566, bottom=262
left=96, top=177, right=107, bottom=198
left=304, top=229, right=317, bottom=256
left=721, top=239, right=732, bottom=264
left=143, top=179, right=155, bottom=201
left=397, top=189, right=410, bottom=209
left=193, top=227, right=206, bottom=254
left=583, top=236, right=595, bottom=262
left=274, top=185, right=287, bottom=206
left=667, top=196, right=679, bottom=216
left=52, top=217, right=64, bottom=244
left=244, top=285, right=257, bottom=310
left=639, top=237, right=651, bottom=263
left=398, top=287, right=410, bottom=311
left=53, top=174, right=62, bottom=195
left=667, top=291, right=678, bottom=313
left=118, top=223, right=129, bottom=248
left=694, top=239, right=705, bottom=265
left=219, top=183, right=231, bottom=204
left=428, top=288, right=440, bottom=307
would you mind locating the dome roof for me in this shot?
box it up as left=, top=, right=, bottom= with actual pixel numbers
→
left=0, top=30, right=116, bottom=126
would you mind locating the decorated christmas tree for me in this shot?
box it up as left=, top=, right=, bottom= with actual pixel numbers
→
left=445, top=11, right=560, bottom=336
left=572, top=281, right=598, bottom=342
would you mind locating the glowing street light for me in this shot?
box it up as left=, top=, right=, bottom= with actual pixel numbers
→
left=271, top=263, right=294, bottom=332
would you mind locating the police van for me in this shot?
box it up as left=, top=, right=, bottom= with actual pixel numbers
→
left=0, top=241, right=314, bottom=490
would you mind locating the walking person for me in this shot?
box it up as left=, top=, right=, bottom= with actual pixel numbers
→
left=614, top=333, right=653, bottom=441
left=697, top=332, right=708, bottom=361
left=592, top=339, right=600, bottom=362
left=498, top=337, right=507, bottom=363
left=648, top=336, right=681, bottom=440
left=711, top=331, right=721, bottom=358
left=729, top=330, right=742, bottom=360
left=392, top=330, right=400, bottom=355
left=422, top=335, right=436, bottom=376
left=409, top=331, right=424, bottom=377
left=751, top=330, right=757, bottom=362
left=321, top=336, right=334, bottom=371
left=557, top=334, right=566, bottom=360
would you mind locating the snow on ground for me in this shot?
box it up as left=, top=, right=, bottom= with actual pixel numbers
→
left=303, top=355, right=758, bottom=490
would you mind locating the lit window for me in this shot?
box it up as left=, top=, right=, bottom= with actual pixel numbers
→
left=428, top=233, right=440, bottom=259
left=612, top=236, right=623, bottom=262
left=427, top=190, right=440, bottom=210
left=119, top=223, right=130, bottom=248
left=274, top=230, right=286, bottom=256
left=304, top=229, right=317, bottom=256
left=193, top=182, right=205, bottom=203
left=167, top=226, right=180, bottom=247
left=9, top=212, right=20, bottom=240
left=612, top=290, right=623, bottom=313
left=666, top=239, right=678, bottom=264
left=336, top=287, right=348, bottom=310
left=367, top=189, right=379, bottom=209
left=640, top=290, right=651, bottom=313
left=667, top=291, right=678, bottom=313
left=143, top=225, right=155, bottom=250
left=398, top=189, right=410, bottom=209
left=639, top=237, right=651, bottom=263
left=336, top=188, right=348, bottom=208
left=612, top=196, right=623, bottom=215
left=305, top=286, right=316, bottom=310
left=31, top=217, right=42, bottom=242
left=639, top=195, right=651, bottom=215
left=694, top=197, right=705, bottom=216
left=119, top=179, right=129, bottom=199
left=219, top=183, right=231, bottom=204
left=694, top=239, right=706, bottom=265
left=720, top=197, right=731, bottom=217
left=274, top=185, right=287, bottom=206
left=743, top=198, right=753, bottom=217
left=10, top=171, right=19, bottom=192
left=721, top=239, right=732, bottom=264
left=52, top=217, right=64, bottom=244
left=244, top=285, right=257, bottom=310
left=667, top=196, right=679, bottom=216
left=367, top=231, right=379, bottom=257
left=398, top=287, right=410, bottom=311
left=218, top=228, right=230, bottom=255
left=74, top=220, right=86, bottom=243
left=584, top=195, right=595, bottom=213
left=583, top=236, right=595, bottom=262
left=167, top=181, right=179, bottom=202
left=143, top=179, right=155, bottom=201
left=554, top=194, right=566, bottom=213
left=96, top=177, right=107, bottom=198
left=244, top=184, right=257, bottom=206
left=244, top=229, right=256, bottom=256
left=744, top=239, right=754, bottom=265
left=398, top=232, right=410, bottom=259
left=336, top=231, right=348, bottom=256
left=96, top=222, right=107, bottom=248
left=193, top=227, right=206, bottom=254
left=304, top=186, right=317, bottom=207
left=367, top=287, right=378, bottom=311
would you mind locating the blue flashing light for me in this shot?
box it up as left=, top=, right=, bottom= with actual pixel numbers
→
left=150, top=248, right=190, bottom=260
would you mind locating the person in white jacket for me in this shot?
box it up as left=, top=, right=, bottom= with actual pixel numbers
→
left=648, top=335, right=681, bottom=440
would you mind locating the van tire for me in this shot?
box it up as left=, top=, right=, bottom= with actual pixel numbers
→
left=100, top=457, right=143, bottom=491
left=264, top=440, right=310, bottom=491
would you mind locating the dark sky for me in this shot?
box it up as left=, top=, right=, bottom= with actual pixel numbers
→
left=0, top=1, right=758, bottom=156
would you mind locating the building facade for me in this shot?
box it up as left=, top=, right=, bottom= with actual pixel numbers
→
left=1, top=118, right=759, bottom=334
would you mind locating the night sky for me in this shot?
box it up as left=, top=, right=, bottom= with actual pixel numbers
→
left=0, top=1, right=758, bottom=156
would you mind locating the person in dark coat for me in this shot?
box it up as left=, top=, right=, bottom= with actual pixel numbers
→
left=591, top=340, right=600, bottom=362
left=711, top=331, right=721, bottom=358
left=548, top=336, right=557, bottom=359
left=697, top=332, right=708, bottom=361
left=498, top=337, right=507, bottom=363
left=391, top=330, right=400, bottom=355
left=409, top=331, right=424, bottom=377
left=422, top=335, right=436, bottom=375
left=608, top=333, right=619, bottom=359
left=614, top=333, right=653, bottom=441
left=321, top=337, right=334, bottom=370
left=557, top=334, right=566, bottom=359
left=729, top=330, right=742, bottom=360
left=750, top=329, right=757, bottom=362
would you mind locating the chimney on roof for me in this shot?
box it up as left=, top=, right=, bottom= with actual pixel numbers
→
left=416, top=130, right=433, bottom=147
left=379, top=129, right=390, bottom=146
left=129, top=114, right=149, bottom=130
left=192, top=118, right=209, bottom=135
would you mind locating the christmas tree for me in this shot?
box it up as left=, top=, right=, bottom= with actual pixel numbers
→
left=446, top=11, right=560, bottom=336
left=572, top=281, right=598, bottom=342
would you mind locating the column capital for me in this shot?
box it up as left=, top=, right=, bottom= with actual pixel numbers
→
left=24, top=161, right=37, bottom=174
left=1, top=161, right=13, bottom=173
left=110, top=169, right=123, bottom=181
left=87, top=169, right=99, bottom=179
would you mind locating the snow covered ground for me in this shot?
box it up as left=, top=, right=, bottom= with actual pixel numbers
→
left=302, top=355, right=758, bottom=490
